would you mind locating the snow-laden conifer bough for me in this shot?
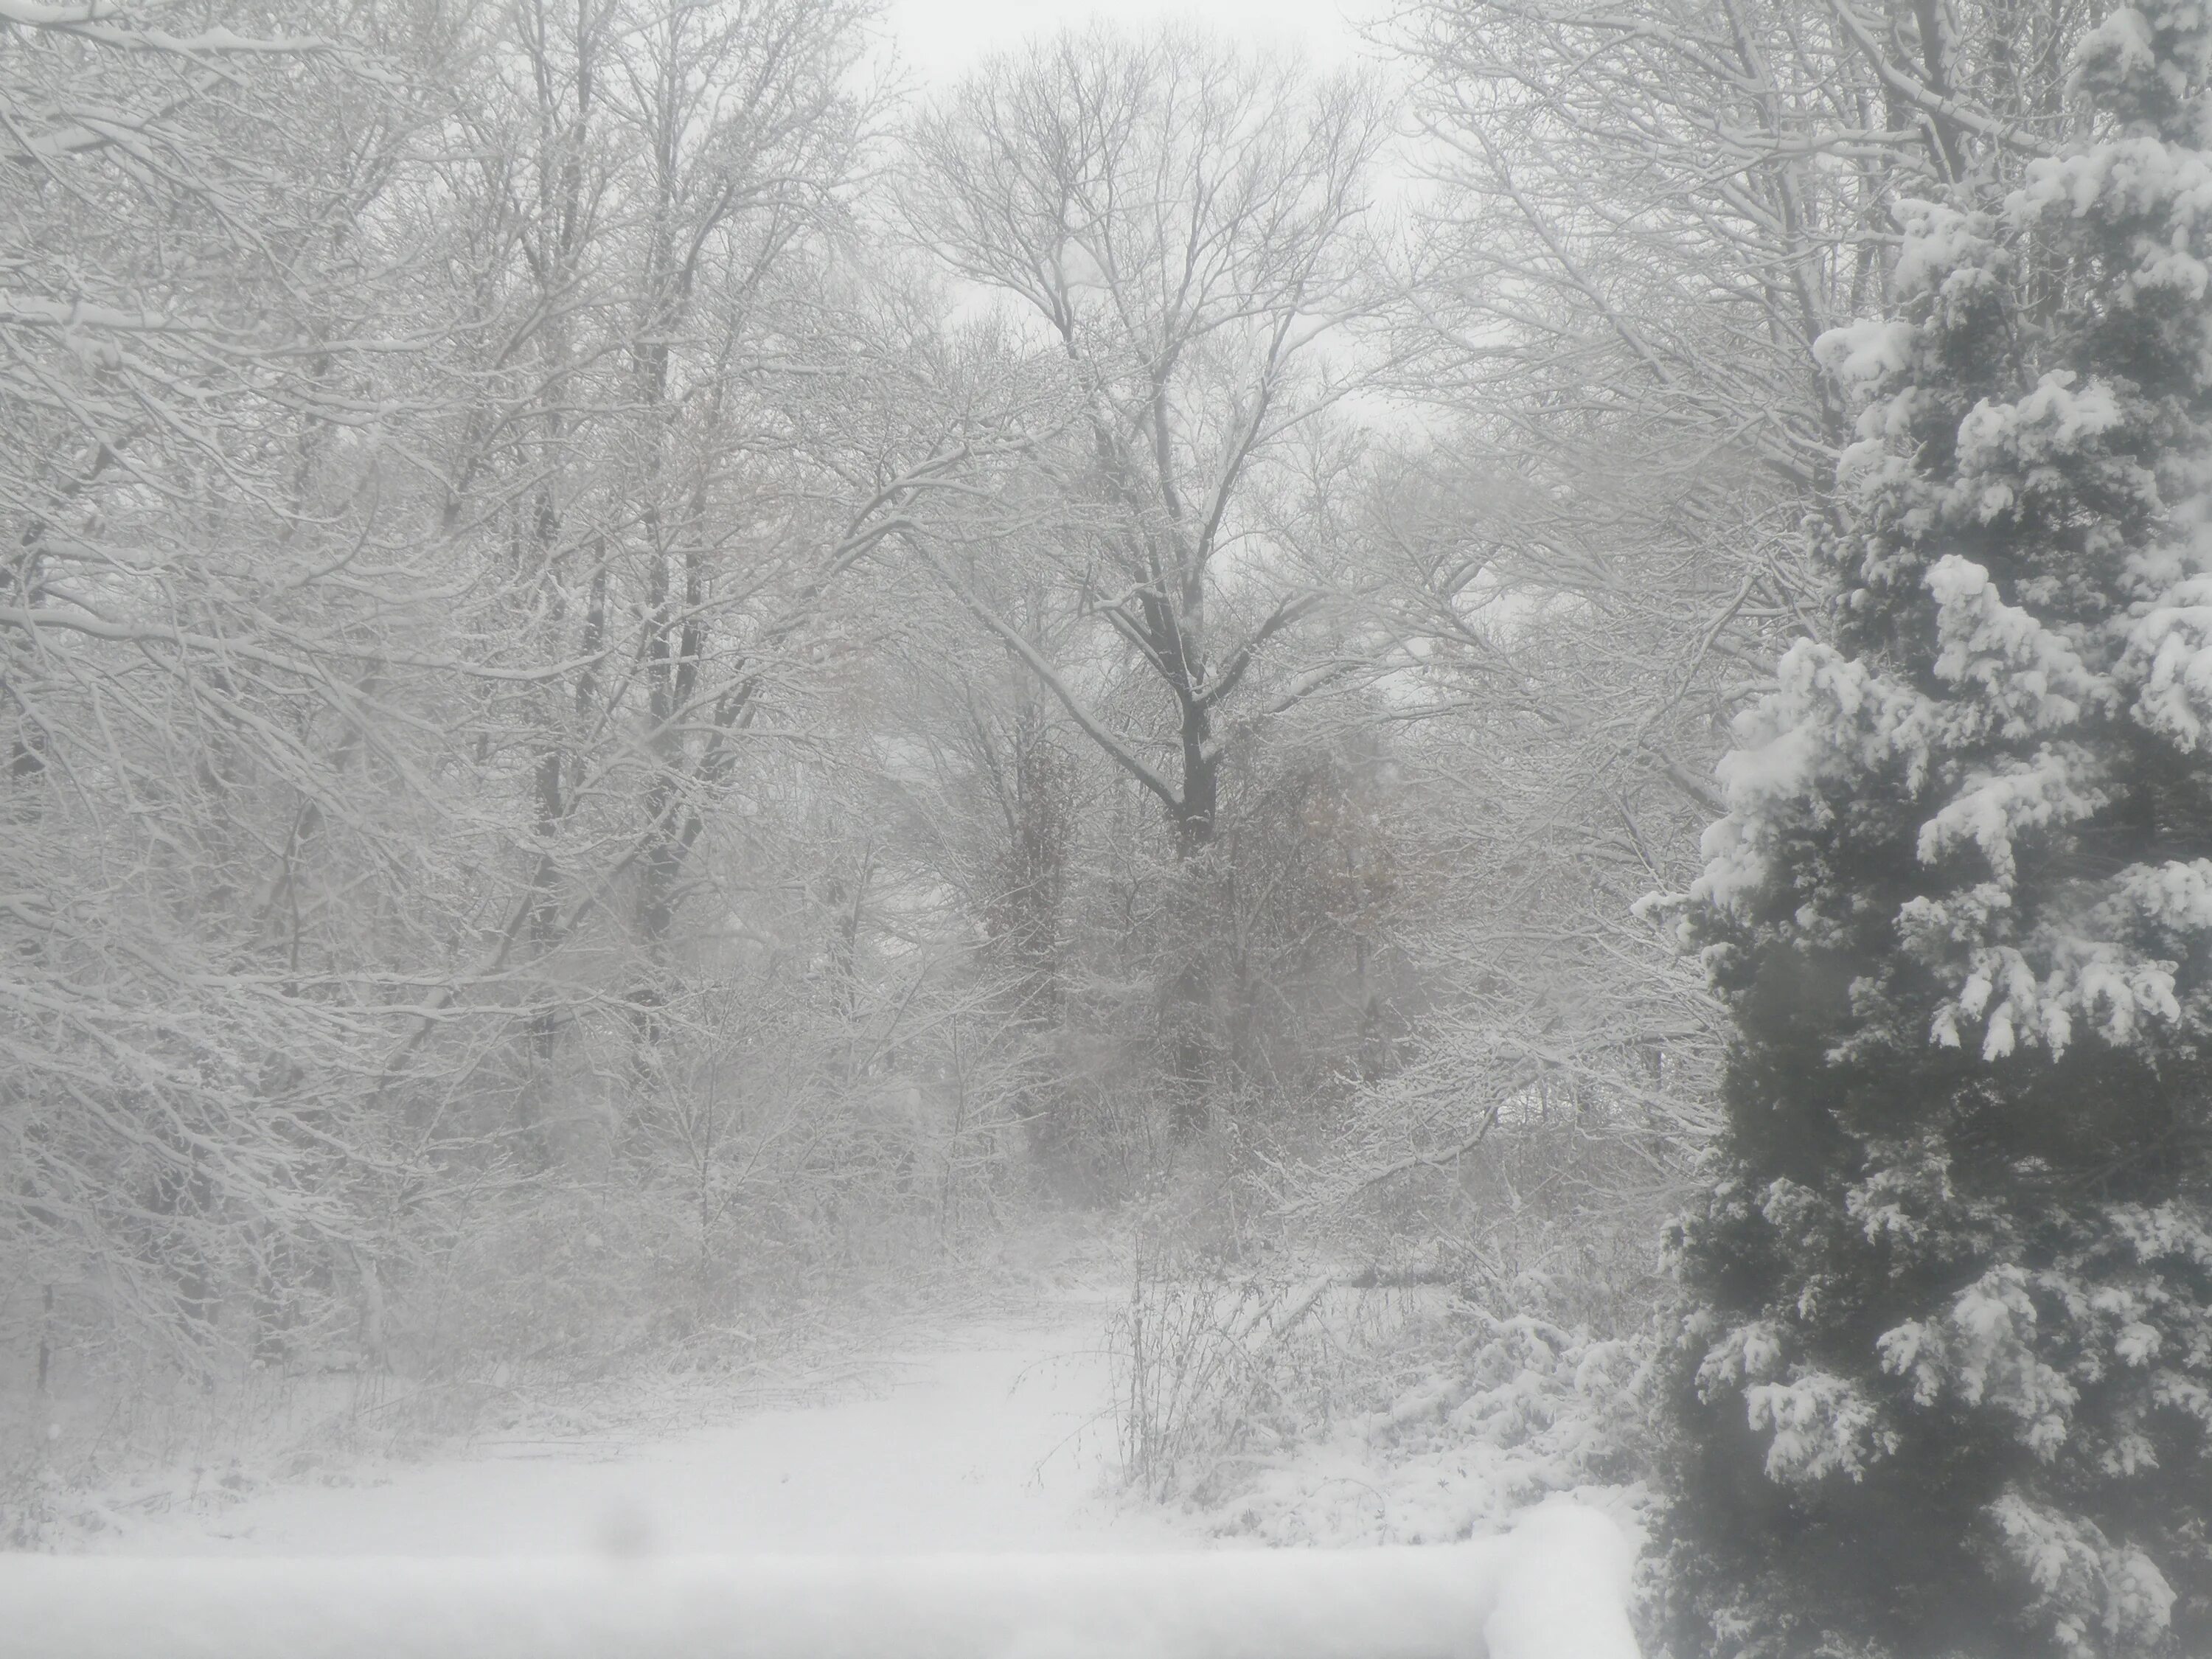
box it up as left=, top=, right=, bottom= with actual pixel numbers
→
left=1659, top=0, right=2212, bottom=1651
left=5, top=1500, right=1636, bottom=1659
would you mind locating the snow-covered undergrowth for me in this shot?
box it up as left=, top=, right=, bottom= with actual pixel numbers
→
left=4, top=1299, right=892, bottom=1552
left=4, top=1214, right=1123, bottom=1553
left=1108, top=1259, right=1666, bottom=1612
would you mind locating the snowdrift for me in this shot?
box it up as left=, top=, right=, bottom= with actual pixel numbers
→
left=8, top=1500, right=1638, bottom=1659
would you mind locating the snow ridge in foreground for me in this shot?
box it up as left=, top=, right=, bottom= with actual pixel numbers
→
left=9, top=1500, right=1639, bottom=1659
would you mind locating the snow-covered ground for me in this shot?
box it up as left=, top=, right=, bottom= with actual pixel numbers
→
left=97, top=1297, right=1183, bottom=1558
left=24, top=1276, right=1644, bottom=1658
left=14, top=1517, right=1641, bottom=1659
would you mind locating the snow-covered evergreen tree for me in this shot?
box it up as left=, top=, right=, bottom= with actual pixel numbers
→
left=1663, top=4, right=2212, bottom=1655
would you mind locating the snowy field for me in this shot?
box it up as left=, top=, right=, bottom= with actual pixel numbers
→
left=89, top=1299, right=1179, bottom=1558
left=23, top=1284, right=1643, bottom=1658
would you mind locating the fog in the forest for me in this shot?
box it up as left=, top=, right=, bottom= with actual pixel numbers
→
left=6, top=3, right=2211, bottom=1658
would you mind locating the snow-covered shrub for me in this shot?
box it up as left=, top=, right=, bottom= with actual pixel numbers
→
left=1107, top=1260, right=1336, bottom=1502
left=1110, top=1256, right=1663, bottom=1565
left=1306, top=1108, right=1690, bottom=1340
left=1665, top=6, right=2212, bottom=1655
left=1211, top=1306, right=1659, bottom=1537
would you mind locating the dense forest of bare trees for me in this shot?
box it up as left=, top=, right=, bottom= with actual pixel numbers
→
left=0, top=0, right=2053, bottom=1390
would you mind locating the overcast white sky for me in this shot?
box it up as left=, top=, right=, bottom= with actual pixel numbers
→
left=883, top=0, right=1374, bottom=86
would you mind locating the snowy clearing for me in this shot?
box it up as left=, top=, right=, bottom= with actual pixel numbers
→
left=93, top=1299, right=1175, bottom=1557
left=38, top=1289, right=1644, bottom=1658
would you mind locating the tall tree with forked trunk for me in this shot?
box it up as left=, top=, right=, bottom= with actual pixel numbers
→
left=902, top=32, right=1391, bottom=1134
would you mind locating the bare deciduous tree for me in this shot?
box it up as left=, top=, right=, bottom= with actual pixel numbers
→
left=903, top=32, right=1394, bottom=1132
